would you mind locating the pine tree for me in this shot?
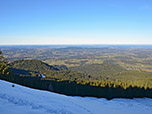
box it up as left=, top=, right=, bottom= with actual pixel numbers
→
left=0, top=50, right=9, bottom=75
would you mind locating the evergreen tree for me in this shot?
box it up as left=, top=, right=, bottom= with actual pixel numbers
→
left=0, top=50, right=9, bottom=75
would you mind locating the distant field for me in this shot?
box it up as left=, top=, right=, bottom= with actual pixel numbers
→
left=1, top=45, right=152, bottom=72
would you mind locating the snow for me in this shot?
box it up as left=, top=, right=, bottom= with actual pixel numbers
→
left=0, top=80, right=152, bottom=114
left=41, top=74, right=45, bottom=78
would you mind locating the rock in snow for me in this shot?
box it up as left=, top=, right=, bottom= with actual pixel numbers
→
left=0, top=80, right=152, bottom=114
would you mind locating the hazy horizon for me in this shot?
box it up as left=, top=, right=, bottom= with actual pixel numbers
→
left=1, top=44, right=152, bottom=47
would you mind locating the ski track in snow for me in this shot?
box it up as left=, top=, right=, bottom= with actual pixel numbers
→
left=0, top=80, right=152, bottom=114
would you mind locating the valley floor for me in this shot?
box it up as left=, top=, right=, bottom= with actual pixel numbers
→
left=0, top=80, right=152, bottom=114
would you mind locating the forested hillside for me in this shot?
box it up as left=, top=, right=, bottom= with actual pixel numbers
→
left=70, top=64, right=126, bottom=79
left=9, top=59, right=91, bottom=80
left=9, top=59, right=152, bottom=90
left=1, top=46, right=152, bottom=99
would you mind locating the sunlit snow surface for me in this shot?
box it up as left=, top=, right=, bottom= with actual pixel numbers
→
left=41, top=74, right=45, bottom=78
left=0, top=80, right=152, bottom=114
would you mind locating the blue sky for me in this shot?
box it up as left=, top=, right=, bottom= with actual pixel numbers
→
left=0, top=0, right=152, bottom=45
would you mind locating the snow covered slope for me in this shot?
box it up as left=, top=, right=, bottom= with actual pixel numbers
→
left=0, top=80, right=152, bottom=114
